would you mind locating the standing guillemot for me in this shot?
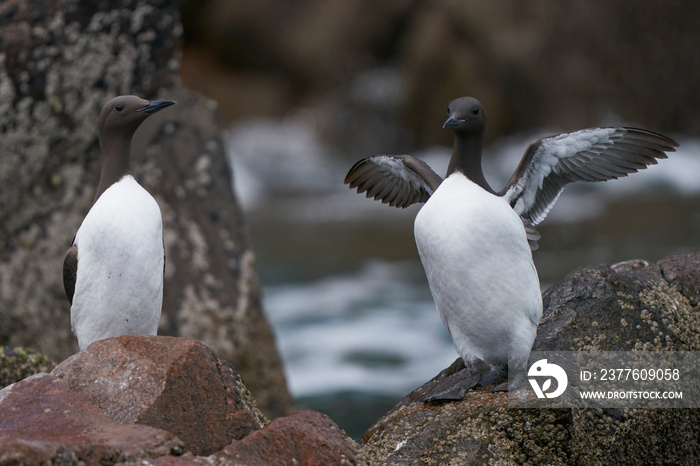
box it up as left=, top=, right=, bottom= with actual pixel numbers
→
left=345, top=96, right=678, bottom=399
left=63, top=95, right=175, bottom=350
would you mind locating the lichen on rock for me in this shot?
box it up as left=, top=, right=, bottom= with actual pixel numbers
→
left=0, top=346, right=56, bottom=388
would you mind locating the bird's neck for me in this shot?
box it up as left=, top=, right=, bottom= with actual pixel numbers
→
left=94, top=133, right=132, bottom=203
left=447, top=132, right=494, bottom=194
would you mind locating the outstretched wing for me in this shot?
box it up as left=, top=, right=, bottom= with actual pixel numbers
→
left=344, top=155, right=443, bottom=208
left=522, top=218, right=541, bottom=252
left=500, top=127, right=678, bottom=225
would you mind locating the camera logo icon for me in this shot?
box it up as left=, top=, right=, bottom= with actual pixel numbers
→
left=528, top=359, right=568, bottom=398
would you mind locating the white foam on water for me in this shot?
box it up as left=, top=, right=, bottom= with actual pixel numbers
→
left=226, top=113, right=697, bottom=224
left=264, top=261, right=456, bottom=397
left=224, top=109, right=341, bottom=211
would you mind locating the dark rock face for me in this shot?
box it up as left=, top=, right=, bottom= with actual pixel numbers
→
left=536, top=253, right=700, bottom=352
left=51, top=335, right=267, bottom=456
left=361, top=252, right=700, bottom=464
left=0, top=373, right=184, bottom=465
left=181, top=1, right=700, bottom=142
left=0, top=0, right=292, bottom=417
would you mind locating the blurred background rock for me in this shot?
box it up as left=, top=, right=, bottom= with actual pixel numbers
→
left=180, top=0, right=700, bottom=145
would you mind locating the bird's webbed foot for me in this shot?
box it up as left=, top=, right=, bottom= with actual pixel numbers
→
left=421, top=358, right=507, bottom=403
left=491, top=370, right=528, bottom=392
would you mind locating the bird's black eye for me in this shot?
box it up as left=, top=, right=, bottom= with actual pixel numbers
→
left=115, top=104, right=125, bottom=111
left=472, top=107, right=480, bottom=115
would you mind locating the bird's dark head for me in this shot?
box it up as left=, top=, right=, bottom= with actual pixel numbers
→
left=99, top=95, right=176, bottom=137
left=443, top=97, right=485, bottom=135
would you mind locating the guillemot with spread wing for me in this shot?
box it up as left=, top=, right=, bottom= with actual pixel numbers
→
left=345, top=96, right=677, bottom=399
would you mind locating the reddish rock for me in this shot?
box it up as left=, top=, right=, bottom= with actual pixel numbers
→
left=126, top=455, right=208, bottom=466
left=51, top=335, right=267, bottom=456
left=0, top=373, right=183, bottom=465
left=213, top=410, right=358, bottom=465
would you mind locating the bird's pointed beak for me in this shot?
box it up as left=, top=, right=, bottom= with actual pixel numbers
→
left=137, top=99, right=176, bottom=114
left=443, top=114, right=464, bottom=129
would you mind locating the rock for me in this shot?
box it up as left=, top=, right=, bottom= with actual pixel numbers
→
left=0, top=373, right=184, bottom=465
left=2, top=337, right=359, bottom=465
left=0, top=0, right=293, bottom=418
left=360, top=252, right=700, bottom=464
left=0, top=346, right=55, bottom=388
left=211, top=410, right=359, bottom=466
left=0, top=336, right=360, bottom=464
left=51, top=335, right=267, bottom=456
left=535, top=253, right=700, bottom=352
left=129, top=410, right=362, bottom=466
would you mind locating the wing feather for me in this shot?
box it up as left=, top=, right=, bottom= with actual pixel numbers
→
left=501, top=127, right=677, bottom=225
left=345, top=155, right=443, bottom=209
